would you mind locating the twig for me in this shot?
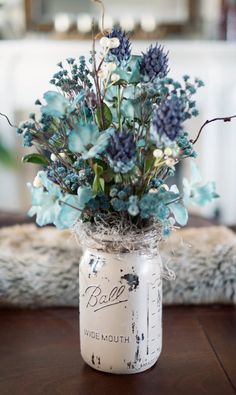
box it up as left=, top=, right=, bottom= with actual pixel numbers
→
left=91, top=20, right=105, bottom=129
left=190, top=115, right=236, bottom=145
left=59, top=200, right=83, bottom=212
left=92, top=0, right=105, bottom=35
left=0, top=112, right=17, bottom=128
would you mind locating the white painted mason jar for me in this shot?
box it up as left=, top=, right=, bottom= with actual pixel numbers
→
left=79, top=242, right=163, bottom=374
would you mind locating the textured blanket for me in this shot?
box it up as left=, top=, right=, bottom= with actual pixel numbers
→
left=0, top=224, right=235, bottom=307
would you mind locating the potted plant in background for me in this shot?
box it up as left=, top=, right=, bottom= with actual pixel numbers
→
left=4, top=21, right=230, bottom=374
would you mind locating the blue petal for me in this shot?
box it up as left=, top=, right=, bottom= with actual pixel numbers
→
left=55, top=187, right=93, bottom=229
left=169, top=202, right=188, bottom=225
left=41, top=91, right=69, bottom=118
left=68, top=123, right=100, bottom=153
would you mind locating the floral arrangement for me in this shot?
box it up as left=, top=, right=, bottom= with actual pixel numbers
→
left=15, top=26, right=219, bottom=237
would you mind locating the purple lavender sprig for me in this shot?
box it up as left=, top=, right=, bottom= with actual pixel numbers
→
left=140, top=44, right=169, bottom=82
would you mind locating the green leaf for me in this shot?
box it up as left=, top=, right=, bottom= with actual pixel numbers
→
left=22, top=153, right=49, bottom=165
left=92, top=163, right=105, bottom=195
left=95, top=103, right=112, bottom=130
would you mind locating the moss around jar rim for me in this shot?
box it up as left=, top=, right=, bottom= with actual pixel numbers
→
left=73, top=220, right=163, bottom=255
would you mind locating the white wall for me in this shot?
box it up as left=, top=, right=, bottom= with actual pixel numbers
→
left=0, top=40, right=236, bottom=223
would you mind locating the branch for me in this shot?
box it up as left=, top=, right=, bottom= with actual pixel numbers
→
left=190, top=115, right=236, bottom=145
left=0, top=112, right=17, bottom=128
left=92, top=0, right=105, bottom=35
left=59, top=200, right=83, bottom=212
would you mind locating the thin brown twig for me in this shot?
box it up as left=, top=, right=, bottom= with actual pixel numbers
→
left=92, top=0, right=105, bottom=35
left=59, top=200, right=83, bottom=212
left=91, top=19, right=105, bottom=129
left=0, top=112, right=17, bottom=128
left=190, top=115, right=236, bottom=145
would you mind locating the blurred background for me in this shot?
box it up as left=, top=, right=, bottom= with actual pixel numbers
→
left=0, top=0, right=236, bottom=224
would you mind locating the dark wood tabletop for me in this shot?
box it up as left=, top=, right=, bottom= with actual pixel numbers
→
left=0, top=306, right=235, bottom=395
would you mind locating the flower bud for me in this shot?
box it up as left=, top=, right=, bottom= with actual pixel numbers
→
left=100, top=36, right=111, bottom=48
left=106, top=62, right=117, bottom=72
left=111, top=73, right=120, bottom=83
left=153, top=149, right=163, bottom=158
left=166, top=158, right=176, bottom=168
left=50, top=153, right=57, bottom=162
left=149, top=188, right=158, bottom=194
left=33, top=172, right=43, bottom=188
left=164, top=147, right=172, bottom=157
left=109, top=37, right=120, bottom=48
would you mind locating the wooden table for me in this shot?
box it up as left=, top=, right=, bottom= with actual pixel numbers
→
left=0, top=306, right=235, bottom=395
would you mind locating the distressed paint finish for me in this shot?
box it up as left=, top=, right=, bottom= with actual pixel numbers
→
left=79, top=249, right=162, bottom=374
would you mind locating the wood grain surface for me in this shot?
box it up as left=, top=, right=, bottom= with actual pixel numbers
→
left=0, top=307, right=235, bottom=395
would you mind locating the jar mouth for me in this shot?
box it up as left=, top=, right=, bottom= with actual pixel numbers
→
left=73, top=220, right=163, bottom=254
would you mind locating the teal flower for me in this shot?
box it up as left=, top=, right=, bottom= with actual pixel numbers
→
left=56, top=186, right=93, bottom=228
left=168, top=185, right=188, bottom=226
left=28, top=171, right=93, bottom=229
left=68, top=123, right=112, bottom=159
left=183, top=161, right=219, bottom=207
left=41, top=91, right=70, bottom=118
left=28, top=171, right=62, bottom=227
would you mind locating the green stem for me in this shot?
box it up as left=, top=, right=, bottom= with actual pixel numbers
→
left=117, top=85, right=122, bottom=130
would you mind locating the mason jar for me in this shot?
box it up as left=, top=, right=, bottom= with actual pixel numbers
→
left=79, top=242, right=163, bottom=374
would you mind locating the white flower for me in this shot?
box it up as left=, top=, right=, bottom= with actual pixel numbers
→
left=50, top=153, right=57, bottom=162
left=106, top=62, right=117, bottom=72
left=98, top=63, right=116, bottom=82
left=109, top=37, right=120, bottom=48
left=110, top=73, right=120, bottom=83
left=164, top=147, right=172, bottom=157
left=166, top=158, right=176, bottom=168
left=59, top=152, right=66, bottom=159
left=100, top=36, right=111, bottom=48
left=99, top=36, right=120, bottom=49
left=97, top=69, right=107, bottom=80
left=149, top=188, right=158, bottom=194
left=33, top=171, right=44, bottom=188
left=162, top=184, right=169, bottom=191
left=153, top=149, right=163, bottom=158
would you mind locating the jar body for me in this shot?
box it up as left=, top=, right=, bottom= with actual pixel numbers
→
left=79, top=248, right=162, bottom=374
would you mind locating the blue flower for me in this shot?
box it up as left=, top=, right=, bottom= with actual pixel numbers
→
left=27, top=171, right=63, bottom=227
left=28, top=171, right=93, bottom=229
left=56, top=186, right=93, bottom=228
left=152, top=97, right=185, bottom=141
left=68, top=123, right=112, bottom=159
left=107, top=26, right=131, bottom=65
left=140, top=44, right=169, bottom=82
left=111, top=198, right=128, bottom=212
left=23, top=130, right=34, bottom=147
left=41, top=91, right=70, bottom=118
left=183, top=161, right=219, bottom=207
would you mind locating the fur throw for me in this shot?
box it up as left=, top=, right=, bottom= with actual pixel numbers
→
left=0, top=224, right=235, bottom=307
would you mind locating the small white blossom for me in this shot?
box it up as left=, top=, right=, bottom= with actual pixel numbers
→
left=110, top=73, right=120, bottom=83
left=106, top=62, right=117, bottom=72
left=149, top=188, right=158, bottom=194
left=33, top=172, right=44, bottom=188
left=100, top=36, right=120, bottom=49
left=59, top=152, right=66, bottom=159
left=164, top=147, right=172, bottom=157
left=50, top=153, right=57, bottom=162
left=100, top=36, right=111, bottom=48
left=162, top=184, right=169, bottom=191
left=109, top=37, right=120, bottom=49
left=153, top=149, right=163, bottom=158
left=166, top=158, right=176, bottom=168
